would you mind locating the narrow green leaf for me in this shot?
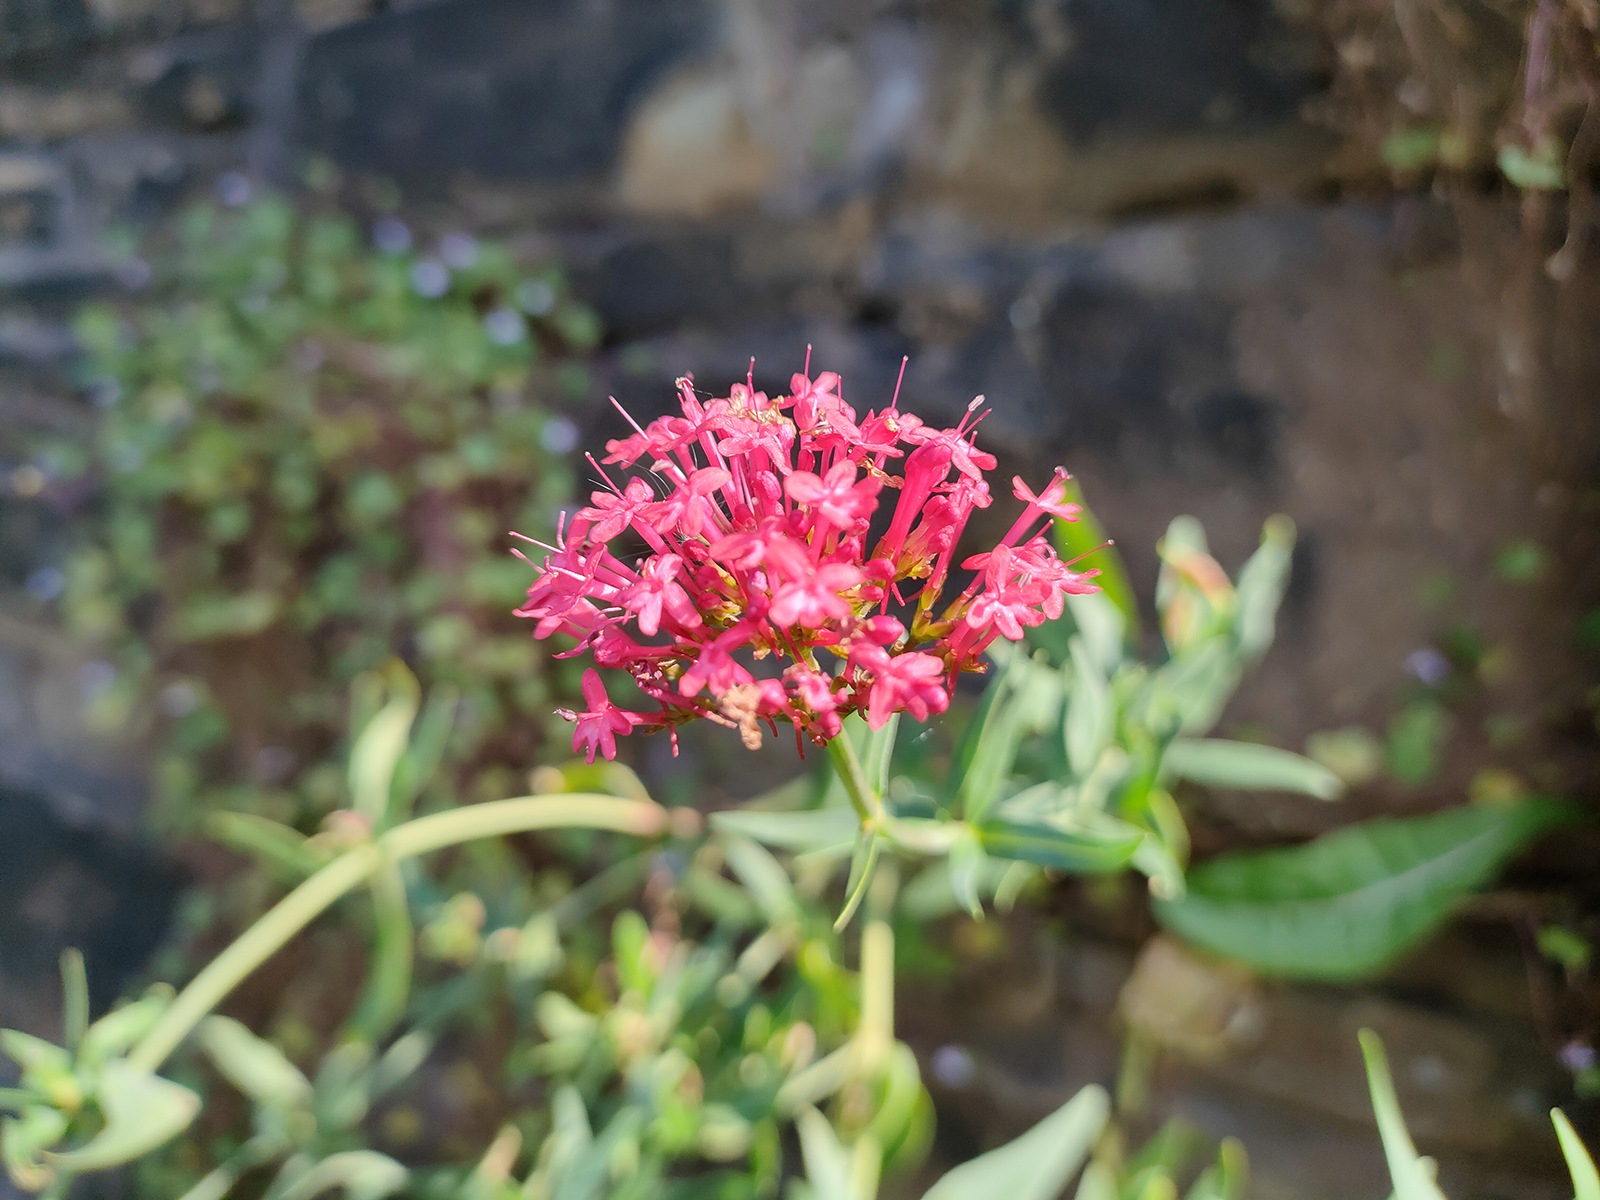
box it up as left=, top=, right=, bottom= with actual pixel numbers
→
left=1233, top=515, right=1294, bottom=663
left=388, top=684, right=459, bottom=817
left=722, top=836, right=799, bottom=927
left=1154, top=799, right=1576, bottom=979
left=349, top=670, right=419, bottom=826
left=1072, top=1162, right=1117, bottom=1200
left=77, top=989, right=171, bottom=1069
left=206, top=811, right=322, bottom=879
left=796, top=1107, right=857, bottom=1200
left=1053, top=479, right=1138, bottom=641
left=1358, top=1030, right=1447, bottom=1200
left=1183, top=1138, right=1248, bottom=1200
left=710, top=807, right=860, bottom=852
left=274, top=1151, right=408, bottom=1200
left=861, top=713, right=900, bottom=799
left=1163, top=738, right=1343, bottom=800
left=45, top=1061, right=200, bottom=1171
left=956, top=656, right=1060, bottom=824
left=59, top=950, right=87, bottom=1053
left=342, top=860, right=414, bottom=1043
left=196, top=1015, right=312, bottom=1108
left=1553, top=1109, right=1600, bottom=1200
left=1065, top=637, right=1111, bottom=777
left=834, top=833, right=882, bottom=932
left=920, top=1083, right=1109, bottom=1200
left=947, top=830, right=986, bottom=920
left=976, top=816, right=1145, bottom=875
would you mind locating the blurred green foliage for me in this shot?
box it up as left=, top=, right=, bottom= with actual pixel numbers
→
left=53, top=192, right=600, bottom=832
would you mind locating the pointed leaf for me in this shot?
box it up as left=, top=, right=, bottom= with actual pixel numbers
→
left=920, top=1083, right=1109, bottom=1200
left=349, top=666, right=419, bottom=826
left=206, top=811, right=323, bottom=879
left=1233, top=515, right=1294, bottom=662
left=197, top=1016, right=312, bottom=1108
left=1154, top=799, right=1576, bottom=979
left=1554, top=1109, right=1600, bottom=1200
left=834, top=832, right=882, bottom=932
left=1358, top=1030, right=1447, bottom=1200
left=1163, top=738, right=1342, bottom=800
left=274, top=1151, right=408, bottom=1200
left=46, top=1061, right=200, bottom=1171
left=721, top=836, right=799, bottom=927
left=976, top=816, right=1145, bottom=874
left=711, top=807, right=860, bottom=852
left=1065, top=637, right=1112, bottom=778
left=796, top=1107, right=857, bottom=1200
left=947, top=830, right=986, bottom=920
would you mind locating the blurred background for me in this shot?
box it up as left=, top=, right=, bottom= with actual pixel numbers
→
left=1, top=0, right=1599, bottom=1195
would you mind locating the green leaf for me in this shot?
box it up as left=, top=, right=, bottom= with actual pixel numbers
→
left=3, top=1106, right=68, bottom=1191
left=1163, top=738, right=1342, bottom=800
left=1357, top=1031, right=1447, bottom=1200
left=1065, top=637, right=1112, bottom=777
left=1554, top=1108, right=1600, bottom=1200
left=349, top=663, right=420, bottom=825
left=1183, top=1138, right=1248, bottom=1200
left=710, top=807, right=860, bottom=852
left=196, top=1016, right=313, bottom=1108
left=860, top=712, right=900, bottom=799
left=1233, top=516, right=1294, bottom=663
left=46, top=1061, right=200, bottom=1172
left=834, top=832, right=882, bottom=932
left=955, top=655, right=1060, bottom=824
left=796, top=1107, right=857, bottom=1200
left=721, top=836, right=800, bottom=927
left=975, top=815, right=1145, bottom=874
left=1154, top=799, right=1575, bottom=979
left=1052, top=480, right=1138, bottom=642
left=274, top=1151, right=408, bottom=1200
left=77, top=990, right=171, bottom=1070
left=388, top=684, right=459, bottom=816
left=920, top=1083, right=1108, bottom=1200
left=167, top=590, right=280, bottom=642
left=947, top=829, right=987, bottom=920
left=1498, top=143, right=1566, bottom=190
left=205, top=811, right=322, bottom=879
left=59, top=950, right=87, bottom=1053
left=1387, top=701, right=1449, bottom=786
left=342, top=861, right=414, bottom=1042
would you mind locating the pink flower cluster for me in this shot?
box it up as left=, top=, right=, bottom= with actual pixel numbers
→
left=516, top=367, right=1097, bottom=762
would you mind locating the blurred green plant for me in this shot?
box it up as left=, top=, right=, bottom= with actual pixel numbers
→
left=52, top=190, right=599, bottom=831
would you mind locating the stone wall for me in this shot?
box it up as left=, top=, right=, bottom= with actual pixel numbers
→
left=2, top=2, right=1598, bottom=1196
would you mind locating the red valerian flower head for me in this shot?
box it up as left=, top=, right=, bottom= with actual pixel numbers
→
left=516, top=363, right=1098, bottom=760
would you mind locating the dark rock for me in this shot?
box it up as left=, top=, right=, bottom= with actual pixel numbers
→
left=298, top=0, right=711, bottom=184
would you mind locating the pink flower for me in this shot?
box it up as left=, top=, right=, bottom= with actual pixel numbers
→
left=560, top=669, right=649, bottom=763
left=514, top=361, right=1097, bottom=755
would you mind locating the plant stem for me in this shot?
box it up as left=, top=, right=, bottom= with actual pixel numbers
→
left=827, top=734, right=882, bottom=827
left=129, top=794, right=667, bottom=1074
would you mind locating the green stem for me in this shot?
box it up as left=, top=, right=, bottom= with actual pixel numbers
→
left=129, top=794, right=666, bottom=1074
left=827, top=735, right=882, bottom=827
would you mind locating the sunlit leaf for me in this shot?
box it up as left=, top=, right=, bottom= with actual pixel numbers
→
left=349, top=663, right=420, bottom=825
left=197, top=1016, right=312, bottom=1107
left=1554, top=1108, right=1600, bottom=1200
left=1065, top=637, right=1111, bottom=777
left=1154, top=799, right=1575, bottom=979
left=205, top=810, right=322, bottom=879
left=1232, top=515, right=1294, bottom=663
left=711, top=807, right=860, bottom=852
left=1358, top=1030, right=1447, bottom=1200
left=273, top=1151, right=408, bottom=1200
left=976, top=816, right=1145, bottom=875
left=46, top=1061, right=200, bottom=1172
left=1163, top=738, right=1342, bottom=800
left=920, top=1083, right=1109, bottom=1200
